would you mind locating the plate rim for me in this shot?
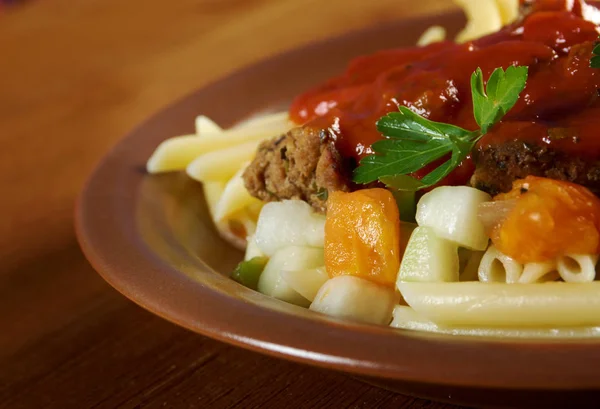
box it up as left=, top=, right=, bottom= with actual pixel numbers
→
left=75, top=11, right=600, bottom=392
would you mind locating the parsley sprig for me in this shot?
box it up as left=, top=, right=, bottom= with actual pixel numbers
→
left=591, top=37, right=600, bottom=68
left=352, top=66, right=528, bottom=190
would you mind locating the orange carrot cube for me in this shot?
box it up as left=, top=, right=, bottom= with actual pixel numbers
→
left=325, top=188, right=400, bottom=287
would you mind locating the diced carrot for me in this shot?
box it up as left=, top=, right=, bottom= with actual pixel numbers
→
left=491, top=176, right=600, bottom=263
left=324, top=188, right=400, bottom=287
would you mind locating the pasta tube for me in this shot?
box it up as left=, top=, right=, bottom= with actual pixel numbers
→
left=454, top=0, right=503, bottom=43
left=390, top=305, right=600, bottom=338
left=519, top=260, right=559, bottom=283
left=460, top=250, right=484, bottom=282
left=202, top=182, right=225, bottom=220
left=478, top=245, right=523, bottom=283
left=147, top=111, right=292, bottom=173
left=417, top=26, right=446, bottom=46
left=195, top=115, right=223, bottom=136
left=398, top=281, right=600, bottom=327
left=186, top=140, right=260, bottom=183
left=494, top=0, right=519, bottom=25
left=557, top=254, right=598, bottom=283
left=214, top=164, right=262, bottom=222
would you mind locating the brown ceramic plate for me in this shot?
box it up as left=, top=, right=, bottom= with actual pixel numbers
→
left=76, top=12, right=600, bottom=408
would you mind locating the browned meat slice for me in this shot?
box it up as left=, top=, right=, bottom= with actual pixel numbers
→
left=471, top=141, right=600, bottom=196
left=243, top=126, right=352, bottom=213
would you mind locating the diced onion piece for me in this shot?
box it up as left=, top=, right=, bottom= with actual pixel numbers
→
left=398, top=226, right=459, bottom=284
left=398, top=281, right=600, bottom=327
left=417, top=25, right=446, bottom=46
left=416, top=186, right=491, bottom=250
left=255, top=200, right=326, bottom=256
left=257, top=246, right=324, bottom=307
left=186, top=140, right=259, bottom=183
left=477, top=199, right=517, bottom=234
left=390, top=305, right=600, bottom=338
left=557, top=254, right=598, bottom=283
left=280, top=267, right=328, bottom=302
left=478, top=244, right=523, bottom=283
left=214, top=164, right=262, bottom=222
left=310, top=276, right=397, bottom=325
left=195, top=115, right=223, bottom=136
left=244, top=235, right=265, bottom=261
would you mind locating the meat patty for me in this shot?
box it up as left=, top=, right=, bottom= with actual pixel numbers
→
left=243, top=126, right=352, bottom=213
left=471, top=141, right=600, bottom=195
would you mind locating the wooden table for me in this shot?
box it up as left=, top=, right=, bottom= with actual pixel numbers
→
left=0, top=1, right=464, bottom=408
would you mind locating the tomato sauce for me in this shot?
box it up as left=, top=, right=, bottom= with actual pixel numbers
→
left=289, top=0, right=600, bottom=185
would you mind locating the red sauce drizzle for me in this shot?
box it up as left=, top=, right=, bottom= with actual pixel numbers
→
left=289, top=0, right=600, bottom=186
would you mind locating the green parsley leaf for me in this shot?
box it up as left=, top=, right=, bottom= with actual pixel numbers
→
left=353, top=138, right=452, bottom=184
left=353, top=108, right=477, bottom=184
left=471, top=66, right=528, bottom=134
left=377, top=106, right=475, bottom=142
left=352, top=66, right=528, bottom=190
left=591, top=39, right=600, bottom=69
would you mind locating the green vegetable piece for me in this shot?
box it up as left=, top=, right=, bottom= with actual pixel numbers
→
left=231, top=256, right=268, bottom=290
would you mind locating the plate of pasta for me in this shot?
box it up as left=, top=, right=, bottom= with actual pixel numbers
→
left=76, top=1, right=600, bottom=407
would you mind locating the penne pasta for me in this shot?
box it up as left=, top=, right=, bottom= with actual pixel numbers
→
left=216, top=208, right=257, bottom=250
left=494, top=0, right=519, bottom=25
left=195, top=115, right=223, bottom=136
left=454, top=0, right=503, bottom=43
left=557, top=254, right=598, bottom=283
left=146, top=135, right=201, bottom=174
left=390, top=305, right=600, bottom=338
left=231, top=111, right=291, bottom=130
left=398, top=281, right=600, bottom=327
left=214, top=164, right=262, bottom=222
left=147, top=111, right=292, bottom=174
left=460, top=250, right=484, bottom=282
left=478, top=245, right=523, bottom=283
left=186, top=140, right=260, bottom=183
left=519, top=260, right=559, bottom=283
left=417, top=25, right=446, bottom=46
left=202, top=181, right=226, bottom=221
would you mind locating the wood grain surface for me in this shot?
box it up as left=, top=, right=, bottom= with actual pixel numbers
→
left=0, top=1, right=467, bottom=408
